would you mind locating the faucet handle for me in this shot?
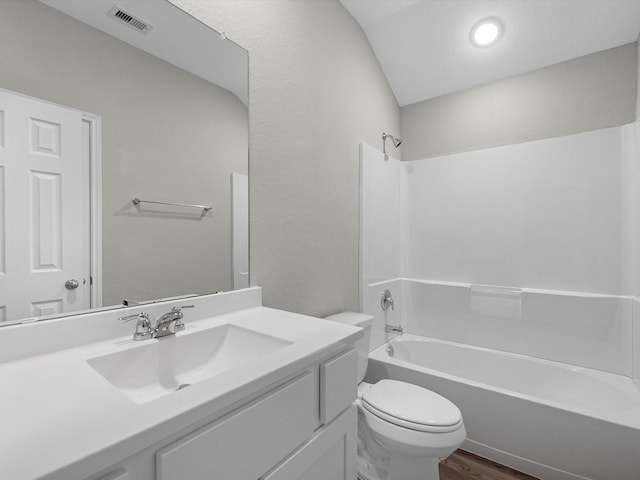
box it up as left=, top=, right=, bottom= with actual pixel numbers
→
left=118, top=312, right=153, bottom=341
left=172, top=305, right=194, bottom=312
left=172, top=305, right=194, bottom=332
left=118, top=311, right=150, bottom=323
left=380, top=289, right=395, bottom=311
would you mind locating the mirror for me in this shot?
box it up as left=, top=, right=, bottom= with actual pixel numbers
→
left=0, top=0, right=249, bottom=325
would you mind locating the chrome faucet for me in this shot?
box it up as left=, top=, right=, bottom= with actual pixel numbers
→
left=154, top=305, right=194, bottom=338
left=380, top=289, right=403, bottom=335
left=118, top=305, right=194, bottom=341
left=380, top=289, right=395, bottom=311
left=385, top=324, right=403, bottom=334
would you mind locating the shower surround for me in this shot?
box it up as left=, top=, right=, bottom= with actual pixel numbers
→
left=359, top=125, right=640, bottom=479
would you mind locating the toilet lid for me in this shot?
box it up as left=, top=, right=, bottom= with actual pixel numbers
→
left=362, top=379, right=463, bottom=433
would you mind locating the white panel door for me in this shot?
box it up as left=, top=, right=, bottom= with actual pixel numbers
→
left=0, top=88, right=89, bottom=322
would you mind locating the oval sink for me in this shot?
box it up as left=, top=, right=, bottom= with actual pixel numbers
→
left=87, top=324, right=292, bottom=404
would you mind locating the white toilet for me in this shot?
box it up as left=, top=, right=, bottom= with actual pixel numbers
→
left=326, top=312, right=466, bottom=480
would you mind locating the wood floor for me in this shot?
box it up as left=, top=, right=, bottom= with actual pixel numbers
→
left=439, top=450, right=539, bottom=480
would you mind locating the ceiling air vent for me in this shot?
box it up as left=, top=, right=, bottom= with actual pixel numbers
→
left=107, top=6, right=154, bottom=34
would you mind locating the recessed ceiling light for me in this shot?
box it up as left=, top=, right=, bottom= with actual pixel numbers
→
left=470, top=17, right=504, bottom=48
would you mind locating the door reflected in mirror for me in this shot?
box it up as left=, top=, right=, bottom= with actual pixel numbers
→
left=0, top=0, right=249, bottom=325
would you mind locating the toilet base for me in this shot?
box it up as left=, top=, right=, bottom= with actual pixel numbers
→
left=389, top=454, right=440, bottom=480
left=357, top=452, right=441, bottom=480
left=357, top=407, right=446, bottom=480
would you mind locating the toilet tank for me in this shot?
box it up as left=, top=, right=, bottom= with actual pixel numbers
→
left=325, top=312, right=373, bottom=383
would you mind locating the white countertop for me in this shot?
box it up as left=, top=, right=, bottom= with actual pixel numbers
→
left=0, top=296, right=361, bottom=480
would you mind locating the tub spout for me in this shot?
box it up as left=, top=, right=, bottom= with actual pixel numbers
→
left=385, top=324, right=403, bottom=334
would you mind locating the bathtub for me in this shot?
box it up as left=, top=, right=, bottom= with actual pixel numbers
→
left=366, top=334, right=640, bottom=480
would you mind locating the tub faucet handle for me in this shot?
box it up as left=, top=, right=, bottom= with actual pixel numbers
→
left=380, top=289, right=395, bottom=311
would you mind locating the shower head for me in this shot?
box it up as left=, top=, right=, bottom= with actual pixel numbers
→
left=382, top=132, right=402, bottom=148
left=382, top=132, right=403, bottom=160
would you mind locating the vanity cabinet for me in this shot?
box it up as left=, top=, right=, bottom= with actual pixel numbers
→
left=319, top=348, right=357, bottom=424
left=157, top=373, right=316, bottom=480
left=261, top=406, right=357, bottom=480
left=86, top=347, right=357, bottom=480
left=261, top=349, right=358, bottom=480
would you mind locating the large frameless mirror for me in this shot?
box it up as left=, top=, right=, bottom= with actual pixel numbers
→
left=0, top=0, right=249, bottom=326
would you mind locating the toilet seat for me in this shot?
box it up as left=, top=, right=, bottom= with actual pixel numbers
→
left=362, top=379, right=463, bottom=433
left=359, top=401, right=467, bottom=457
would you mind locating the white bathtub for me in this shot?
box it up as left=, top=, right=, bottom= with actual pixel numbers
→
left=366, top=334, right=640, bottom=480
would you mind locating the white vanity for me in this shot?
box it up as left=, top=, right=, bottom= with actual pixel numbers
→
left=0, top=287, right=362, bottom=480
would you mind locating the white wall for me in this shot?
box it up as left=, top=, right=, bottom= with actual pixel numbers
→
left=361, top=125, right=634, bottom=294
left=404, top=126, right=632, bottom=295
left=360, top=126, right=638, bottom=373
left=402, top=280, right=632, bottom=376
left=359, top=143, right=405, bottom=349
left=359, top=143, right=404, bottom=286
left=174, top=0, right=401, bottom=316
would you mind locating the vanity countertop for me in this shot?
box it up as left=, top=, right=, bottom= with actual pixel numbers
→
left=0, top=294, right=362, bottom=480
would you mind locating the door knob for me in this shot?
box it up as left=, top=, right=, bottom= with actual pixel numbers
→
left=65, top=279, right=80, bottom=290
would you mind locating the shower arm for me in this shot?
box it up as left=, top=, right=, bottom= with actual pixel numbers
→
left=382, top=132, right=402, bottom=160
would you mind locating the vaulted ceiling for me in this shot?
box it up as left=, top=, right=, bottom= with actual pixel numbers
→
left=339, top=0, right=640, bottom=106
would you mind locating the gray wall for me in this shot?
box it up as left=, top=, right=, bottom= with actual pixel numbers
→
left=401, top=43, right=637, bottom=160
left=175, top=0, right=401, bottom=316
left=0, top=0, right=248, bottom=307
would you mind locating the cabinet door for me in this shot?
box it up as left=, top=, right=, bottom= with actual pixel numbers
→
left=157, top=373, right=315, bottom=480
left=320, top=348, right=357, bottom=425
left=262, top=405, right=357, bottom=480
